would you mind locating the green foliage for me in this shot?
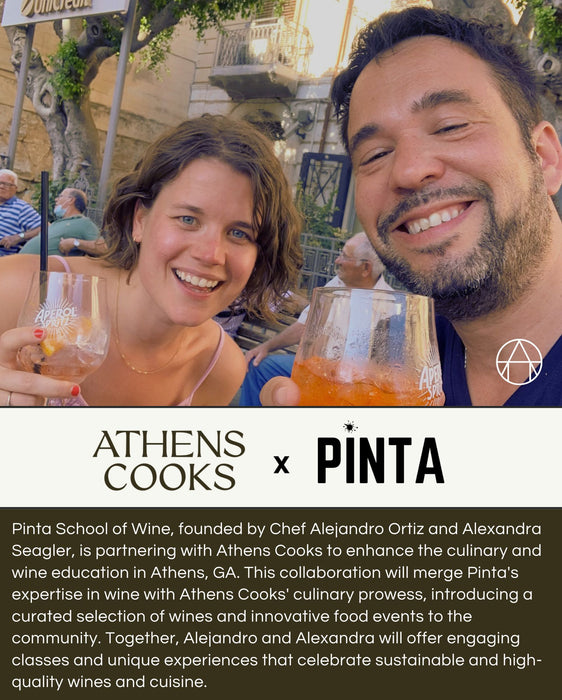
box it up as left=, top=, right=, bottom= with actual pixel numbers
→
left=100, top=16, right=123, bottom=53
left=137, top=25, right=175, bottom=74
left=175, top=1, right=280, bottom=38
left=47, top=38, right=87, bottom=103
left=533, top=3, right=562, bottom=50
left=295, top=183, right=345, bottom=246
left=516, top=1, right=562, bottom=50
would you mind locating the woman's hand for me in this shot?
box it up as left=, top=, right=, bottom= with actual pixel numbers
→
left=0, top=327, right=80, bottom=406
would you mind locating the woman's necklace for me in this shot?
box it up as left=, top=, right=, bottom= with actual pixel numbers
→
left=113, top=278, right=183, bottom=375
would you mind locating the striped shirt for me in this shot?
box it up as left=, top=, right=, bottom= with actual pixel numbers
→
left=0, top=196, right=41, bottom=256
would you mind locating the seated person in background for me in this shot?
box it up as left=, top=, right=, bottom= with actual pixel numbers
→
left=0, top=169, right=41, bottom=255
left=19, top=188, right=100, bottom=256
left=215, top=288, right=308, bottom=340
left=239, top=231, right=388, bottom=406
left=213, top=297, right=247, bottom=338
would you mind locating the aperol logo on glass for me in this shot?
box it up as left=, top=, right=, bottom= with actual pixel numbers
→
left=34, top=300, right=79, bottom=329
left=418, top=350, right=442, bottom=402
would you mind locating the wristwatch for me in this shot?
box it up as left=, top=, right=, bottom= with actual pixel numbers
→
left=73, top=239, right=80, bottom=248
left=18, top=232, right=25, bottom=240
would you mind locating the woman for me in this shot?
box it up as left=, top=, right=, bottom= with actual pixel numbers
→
left=0, top=115, right=302, bottom=406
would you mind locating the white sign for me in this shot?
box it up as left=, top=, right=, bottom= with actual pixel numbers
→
left=3, top=407, right=561, bottom=509
left=2, top=0, right=130, bottom=27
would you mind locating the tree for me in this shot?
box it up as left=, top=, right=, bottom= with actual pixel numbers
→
left=432, top=1, right=562, bottom=134
left=0, top=0, right=283, bottom=196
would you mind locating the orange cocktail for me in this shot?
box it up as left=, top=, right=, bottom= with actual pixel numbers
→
left=292, top=356, right=442, bottom=406
left=291, top=287, right=443, bottom=407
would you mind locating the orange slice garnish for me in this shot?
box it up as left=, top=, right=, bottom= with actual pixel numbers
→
left=39, top=317, right=93, bottom=356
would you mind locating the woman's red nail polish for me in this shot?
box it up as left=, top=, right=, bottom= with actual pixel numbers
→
left=71, top=385, right=80, bottom=397
left=34, top=328, right=45, bottom=339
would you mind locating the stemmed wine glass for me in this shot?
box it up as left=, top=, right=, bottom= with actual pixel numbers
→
left=17, top=271, right=110, bottom=403
left=291, top=287, right=444, bottom=406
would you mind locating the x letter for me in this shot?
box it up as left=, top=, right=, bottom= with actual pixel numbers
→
left=274, top=456, right=289, bottom=474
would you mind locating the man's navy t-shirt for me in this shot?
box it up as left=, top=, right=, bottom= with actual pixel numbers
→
left=436, top=316, right=562, bottom=406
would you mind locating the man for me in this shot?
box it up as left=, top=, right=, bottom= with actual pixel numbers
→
left=239, top=232, right=387, bottom=405
left=262, top=7, right=562, bottom=407
left=0, top=169, right=41, bottom=256
left=19, top=187, right=100, bottom=256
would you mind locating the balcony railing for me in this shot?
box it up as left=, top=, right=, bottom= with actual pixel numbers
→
left=216, top=17, right=312, bottom=73
left=209, top=17, right=313, bottom=99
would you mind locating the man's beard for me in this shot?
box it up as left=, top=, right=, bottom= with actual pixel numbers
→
left=374, top=174, right=552, bottom=321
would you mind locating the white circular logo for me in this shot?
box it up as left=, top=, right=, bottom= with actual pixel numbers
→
left=496, top=339, right=543, bottom=386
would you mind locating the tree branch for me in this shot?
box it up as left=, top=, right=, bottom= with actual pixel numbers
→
left=130, top=2, right=184, bottom=53
left=76, top=16, right=122, bottom=59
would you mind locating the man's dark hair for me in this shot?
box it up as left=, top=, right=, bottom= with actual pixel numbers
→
left=68, top=188, right=87, bottom=213
left=331, top=7, right=542, bottom=153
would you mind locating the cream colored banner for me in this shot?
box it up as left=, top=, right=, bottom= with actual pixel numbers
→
left=2, top=407, right=560, bottom=508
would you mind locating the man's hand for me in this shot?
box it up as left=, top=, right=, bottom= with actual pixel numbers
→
left=58, top=238, right=75, bottom=255
left=245, top=343, right=271, bottom=366
left=59, top=236, right=107, bottom=256
left=245, top=321, right=305, bottom=367
left=0, top=234, right=20, bottom=248
left=259, top=376, right=300, bottom=406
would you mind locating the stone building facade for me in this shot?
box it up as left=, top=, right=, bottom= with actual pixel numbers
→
left=0, top=16, right=198, bottom=199
left=186, top=0, right=391, bottom=234
left=1, top=0, right=390, bottom=224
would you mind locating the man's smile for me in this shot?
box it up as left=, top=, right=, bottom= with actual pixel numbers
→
left=402, top=202, right=470, bottom=234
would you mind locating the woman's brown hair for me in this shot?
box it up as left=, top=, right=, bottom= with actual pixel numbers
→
left=102, top=114, right=302, bottom=318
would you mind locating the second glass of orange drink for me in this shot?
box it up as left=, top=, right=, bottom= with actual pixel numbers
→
left=291, top=287, right=443, bottom=406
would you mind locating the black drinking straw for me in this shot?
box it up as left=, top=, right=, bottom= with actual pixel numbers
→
left=39, top=171, right=49, bottom=301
